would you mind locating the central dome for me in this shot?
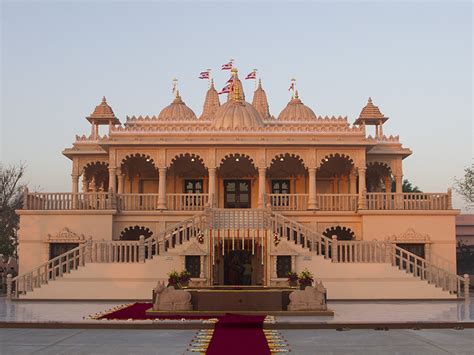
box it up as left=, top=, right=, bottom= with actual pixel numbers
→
left=158, top=93, right=197, bottom=121
left=212, top=100, right=264, bottom=129
left=278, top=93, right=316, bottom=121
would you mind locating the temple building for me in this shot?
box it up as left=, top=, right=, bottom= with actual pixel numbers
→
left=12, top=68, right=468, bottom=300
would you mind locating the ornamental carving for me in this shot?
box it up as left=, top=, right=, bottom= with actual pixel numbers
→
left=270, top=240, right=299, bottom=255
left=179, top=241, right=207, bottom=256
left=385, top=228, right=431, bottom=243
left=47, top=227, right=87, bottom=243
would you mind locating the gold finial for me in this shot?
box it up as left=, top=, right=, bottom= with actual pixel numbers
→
left=231, top=68, right=241, bottom=101
left=295, top=90, right=299, bottom=99
left=102, top=96, right=107, bottom=103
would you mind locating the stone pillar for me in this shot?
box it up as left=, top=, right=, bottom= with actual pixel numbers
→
left=464, top=274, right=470, bottom=300
left=379, top=123, right=384, bottom=137
left=424, top=243, right=431, bottom=264
left=258, top=167, right=266, bottom=209
left=272, top=256, right=278, bottom=278
left=200, top=256, right=205, bottom=278
left=384, top=176, right=392, bottom=193
left=291, top=256, right=296, bottom=272
left=308, top=167, right=317, bottom=210
left=6, top=274, right=12, bottom=299
left=158, top=167, right=167, bottom=210
left=349, top=169, right=357, bottom=194
left=208, top=167, right=217, bottom=207
left=139, top=235, right=145, bottom=263
left=357, top=167, right=367, bottom=209
left=71, top=174, right=79, bottom=209
left=331, top=235, right=339, bottom=263
left=117, top=174, right=125, bottom=194
left=394, top=175, right=403, bottom=193
left=108, top=167, right=117, bottom=192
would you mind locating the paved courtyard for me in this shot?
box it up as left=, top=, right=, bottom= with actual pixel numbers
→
left=0, top=328, right=473, bottom=354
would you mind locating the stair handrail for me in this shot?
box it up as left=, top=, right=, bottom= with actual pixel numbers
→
left=391, top=244, right=466, bottom=296
left=8, top=242, right=89, bottom=299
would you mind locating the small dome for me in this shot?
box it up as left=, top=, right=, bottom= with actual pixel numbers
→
left=212, top=100, right=264, bottom=130
left=277, top=92, right=316, bottom=121
left=89, top=96, right=115, bottom=119
left=158, top=93, right=197, bottom=121
left=359, top=97, right=385, bottom=119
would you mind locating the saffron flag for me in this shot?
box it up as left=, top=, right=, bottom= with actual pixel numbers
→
left=218, top=84, right=231, bottom=94
left=245, top=71, right=256, bottom=80
left=221, top=61, right=233, bottom=70
left=198, top=71, right=209, bottom=79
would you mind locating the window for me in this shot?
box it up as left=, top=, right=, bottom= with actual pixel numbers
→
left=272, top=180, right=290, bottom=194
left=185, top=255, right=201, bottom=278
left=276, top=256, right=292, bottom=278
left=184, top=179, right=203, bottom=193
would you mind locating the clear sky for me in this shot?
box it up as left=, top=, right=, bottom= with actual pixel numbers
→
left=1, top=1, right=472, bottom=209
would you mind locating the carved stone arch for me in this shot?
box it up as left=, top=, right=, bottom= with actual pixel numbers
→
left=367, top=161, right=392, bottom=174
left=121, top=153, right=157, bottom=169
left=269, top=153, right=307, bottom=170
left=119, top=225, right=154, bottom=241
left=168, top=152, right=207, bottom=169
left=317, top=153, right=355, bottom=169
left=83, top=161, right=109, bottom=177
left=216, top=150, right=258, bottom=169
left=79, top=159, right=109, bottom=176
left=322, top=225, right=356, bottom=240
left=218, top=152, right=257, bottom=169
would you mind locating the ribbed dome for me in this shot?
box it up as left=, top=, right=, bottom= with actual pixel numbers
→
left=158, top=93, right=197, bottom=121
left=199, top=80, right=220, bottom=120
left=252, top=79, right=271, bottom=119
left=278, top=93, right=316, bottom=121
left=212, top=100, right=264, bottom=129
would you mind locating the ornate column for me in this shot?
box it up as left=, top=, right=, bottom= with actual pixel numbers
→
left=158, top=167, right=167, bottom=210
left=272, top=256, right=277, bottom=278
left=117, top=174, right=125, bottom=194
left=258, top=167, right=266, bottom=209
left=349, top=169, right=357, bottom=194
left=384, top=176, right=392, bottom=193
left=82, top=178, right=88, bottom=193
left=208, top=167, right=217, bottom=207
left=394, top=174, right=403, bottom=193
left=108, top=167, right=117, bottom=192
left=307, top=167, right=317, bottom=210
left=357, top=167, right=367, bottom=209
left=200, top=256, right=205, bottom=279
left=71, top=174, right=79, bottom=209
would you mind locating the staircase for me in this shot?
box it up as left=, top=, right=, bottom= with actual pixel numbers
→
left=9, top=208, right=469, bottom=300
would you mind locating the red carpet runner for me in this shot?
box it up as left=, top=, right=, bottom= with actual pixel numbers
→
left=96, top=303, right=216, bottom=320
left=206, top=314, right=270, bottom=355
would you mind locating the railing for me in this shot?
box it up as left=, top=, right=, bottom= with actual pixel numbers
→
left=117, top=194, right=160, bottom=211
left=25, top=192, right=112, bottom=210
left=167, top=193, right=209, bottom=211
left=92, top=240, right=141, bottom=263
left=391, top=245, right=465, bottom=294
left=269, top=194, right=308, bottom=211
left=332, top=239, right=387, bottom=263
left=317, top=194, right=358, bottom=211
left=366, top=193, right=451, bottom=210
left=210, top=209, right=267, bottom=229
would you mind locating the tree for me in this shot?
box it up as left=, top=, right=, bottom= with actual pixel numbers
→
left=0, top=163, right=26, bottom=257
left=391, top=178, right=422, bottom=193
left=454, top=164, right=474, bottom=209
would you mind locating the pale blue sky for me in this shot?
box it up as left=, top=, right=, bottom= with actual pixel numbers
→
left=1, top=1, right=472, bottom=209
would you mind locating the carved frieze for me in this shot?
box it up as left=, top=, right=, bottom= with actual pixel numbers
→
left=385, top=228, right=431, bottom=243
left=47, top=227, right=88, bottom=243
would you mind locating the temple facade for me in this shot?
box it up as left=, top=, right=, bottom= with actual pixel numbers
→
left=13, top=68, right=468, bottom=300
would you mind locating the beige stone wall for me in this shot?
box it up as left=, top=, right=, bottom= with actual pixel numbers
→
left=17, top=212, right=114, bottom=275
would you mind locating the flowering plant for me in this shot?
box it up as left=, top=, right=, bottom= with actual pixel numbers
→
left=167, top=271, right=180, bottom=286
left=287, top=271, right=298, bottom=283
left=298, top=269, right=314, bottom=288
left=179, top=270, right=192, bottom=283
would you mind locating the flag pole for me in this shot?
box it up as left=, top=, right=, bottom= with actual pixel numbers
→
left=207, top=68, right=212, bottom=89
left=254, top=68, right=258, bottom=90
left=172, top=77, right=178, bottom=98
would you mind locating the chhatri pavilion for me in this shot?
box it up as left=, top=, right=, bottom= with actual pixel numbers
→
left=11, top=68, right=468, bottom=301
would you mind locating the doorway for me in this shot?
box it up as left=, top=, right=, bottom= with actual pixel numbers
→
left=224, top=180, right=251, bottom=208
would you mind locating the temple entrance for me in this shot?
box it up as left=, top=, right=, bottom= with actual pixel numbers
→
left=224, top=180, right=251, bottom=208
left=213, top=240, right=263, bottom=285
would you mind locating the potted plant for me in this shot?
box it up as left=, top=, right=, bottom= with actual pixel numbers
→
left=179, top=270, right=192, bottom=288
left=287, top=271, right=298, bottom=287
left=298, top=269, right=314, bottom=290
left=167, top=270, right=180, bottom=289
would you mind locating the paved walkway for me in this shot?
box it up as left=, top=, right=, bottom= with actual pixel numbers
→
left=0, top=328, right=473, bottom=354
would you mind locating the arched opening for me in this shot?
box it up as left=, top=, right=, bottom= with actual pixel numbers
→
left=317, top=154, right=355, bottom=194
left=323, top=226, right=355, bottom=240
left=168, top=153, right=208, bottom=210
left=120, top=154, right=157, bottom=193
left=119, top=225, right=153, bottom=241
left=366, top=162, right=392, bottom=192
left=267, top=153, right=307, bottom=209
left=218, top=154, right=257, bottom=208
left=83, top=162, right=109, bottom=192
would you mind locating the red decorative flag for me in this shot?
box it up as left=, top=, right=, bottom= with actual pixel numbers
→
left=245, top=71, right=256, bottom=80
left=288, top=82, right=294, bottom=91
left=198, top=71, right=209, bottom=79
left=218, top=84, right=231, bottom=94
left=226, top=76, right=234, bottom=84
left=221, top=61, right=233, bottom=70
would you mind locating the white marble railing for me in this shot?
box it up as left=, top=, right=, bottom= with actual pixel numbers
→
left=269, top=194, right=308, bottom=211
left=317, top=194, right=358, bottom=211
left=25, top=192, right=112, bottom=210
left=366, top=192, right=451, bottom=210
left=117, top=194, right=160, bottom=211
left=166, top=193, right=209, bottom=211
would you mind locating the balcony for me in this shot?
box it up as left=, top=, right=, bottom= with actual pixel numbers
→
left=22, top=191, right=452, bottom=212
